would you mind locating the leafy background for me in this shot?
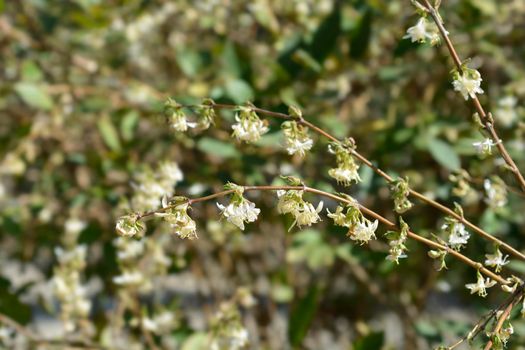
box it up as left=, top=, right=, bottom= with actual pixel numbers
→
left=1, top=0, right=525, bottom=349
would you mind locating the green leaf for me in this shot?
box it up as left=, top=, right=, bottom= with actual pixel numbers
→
left=288, top=284, right=320, bottom=347
left=176, top=47, right=203, bottom=77
left=197, top=137, right=240, bottom=159
left=353, top=331, right=384, bottom=350
left=225, top=79, right=254, bottom=104
left=428, top=138, right=461, bottom=171
left=97, top=116, right=122, bottom=152
left=308, top=6, right=341, bottom=62
left=349, top=8, right=373, bottom=59
left=120, top=110, right=139, bottom=141
left=21, top=61, right=43, bottom=81
left=221, top=41, right=242, bottom=78
left=14, top=82, right=53, bottom=110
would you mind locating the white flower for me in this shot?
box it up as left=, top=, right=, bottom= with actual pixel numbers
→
left=292, top=201, right=323, bottom=228
left=465, top=272, right=496, bottom=297
left=496, top=96, right=518, bottom=127
left=328, top=166, right=361, bottom=186
left=452, top=70, right=484, bottom=100
left=157, top=203, right=198, bottom=239
left=64, top=219, right=87, bottom=235
left=54, top=245, right=87, bottom=265
left=500, top=323, right=514, bottom=347
left=142, top=311, right=176, bottom=335
left=170, top=112, right=197, bottom=132
left=473, top=138, right=501, bottom=156
left=217, top=200, right=260, bottom=230
left=116, top=214, right=145, bottom=237
left=443, top=221, right=470, bottom=250
left=484, top=178, right=507, bottom=209
left=231, top=113, right=269, bottom=143
left=285, top=137, right=313, bottom=157
left=404, top=18, right=432, bottom=43
left=114, top=238, right=145, bottom=261
left=113, top=270, right=144, bottom=286
left=211, top=327, right=249, bottom=350
left=485, top=248, right=509, bottom=273
left=158, top=161, right=184, bottom=183
left=348, top=218, right=378, bottom=245
left=326, top=206, right=347, bottom=226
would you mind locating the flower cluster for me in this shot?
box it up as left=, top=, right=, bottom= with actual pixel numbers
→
left=52, top=219, right=91, bottom=333
left=156, top=199, right=198, bottom=239
left=484, top=176, right=508, bottom=210
left=465, top=271, right=496, bottom=297
left=327, top=200, right=378, bottom=245
left=130, top=161, right=184, bottom=211
left=452, top=66, right=484, bottom=100
left=442, top=216, right=470, bottom=251
left=385, top=217, right=409, bottom=263
left=282, top=119, right=313, bottom=157
left=428, top=249, right=448, bottom=271
left=113, top=237, right=147, bottom=289
left=196, top=98, right=217, bottom=130
left=485, top=246, right=509, bottom=273
left=389, top=177, right=413, bottom=214
left=209, top=302, right=249, bottom=350
left=217, top=183, right=260, bottom=230
left=403, top=17, right=442, bottom=45
left=231, top=105, right=269, bottom=143
left=328, top=141, right=361, bottom=186
left=142, top=310, right=178, bottom=335
left=116, top=213, right=146, bottom=237
left=164, top=98, right=196, bottom=132
left=277, top=189, right=323, bottom=230
left=473, top=138, right=501, bottom=157
left=449, top=169, right=473, bottom=199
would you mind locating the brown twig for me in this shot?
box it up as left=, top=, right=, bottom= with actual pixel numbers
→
left=180, top=102, right=525, bottom=262
left=418, top=0, right=525, bottom=193
left=139, top=184, right=509, bottom=285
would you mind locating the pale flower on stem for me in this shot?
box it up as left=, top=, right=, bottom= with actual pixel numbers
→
left=473, top=138, right=501, bottom=157
left=484, top=247, right=509, bottom=273
left=452, top=67, right=484, bottom=100
left=465, top=271, right=496, bottom=297
left=217, top=185, right=260, bottom=231
left=282, top=120, right=313, bottom=157
left=231, top=105, right=268, bottom=143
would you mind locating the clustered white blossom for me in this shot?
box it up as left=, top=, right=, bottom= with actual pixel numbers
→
left=403, top=17, right=443, bottom=45
left=142, top=311, right=177, bottom=335
left=442, top=217, right=470, bottom=250
left=465, top=271, right=496, bottom=297
left=452, top=66, right=484, bottom=100
left=156, top=200, right=198, bottom=239
left=327, top=200, right=378, bottom=245
left=209, top=302, right=249, bottom=350
left=277, top=189, right=323, bottom=230
left=164, top=98, right=197, bottom=132
left=385, top=217, right=409, bottom=263
left=328, top=141, right=361, bottom=186
left=282, top=120, right=313, bottom=157
left=130, top=160, right=184, bottom=211
left=52, top=218, right=91, bottom=333
left=484, top=246, right=509, bottom=273
left=116, top=213, right=146, bottom=237
left=472, top=138, right=501, bottom=157
left=217, top=183, right=260, bottom=230
left=231, top=105, right=269, bottom=143
left=484, top=177, right=508, bottom=209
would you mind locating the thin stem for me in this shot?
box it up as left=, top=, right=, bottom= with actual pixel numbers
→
left=141, top=184, right=508, bottom=285
left=184, top=102, right=525, bottom=261
left=483, top=290, right=523, bottom=350
left=419, top=0, right=525, bottom=193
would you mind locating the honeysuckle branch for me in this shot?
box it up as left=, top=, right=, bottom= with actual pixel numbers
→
left=180, top=102, right=525, bottom=261
left=137, top=185, right=508, bottom=285
left=447, top=286, right=524, bottom=349
left=483, top=289, right=524, bottom=350
left=416, top=0, right=525, bottom=193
